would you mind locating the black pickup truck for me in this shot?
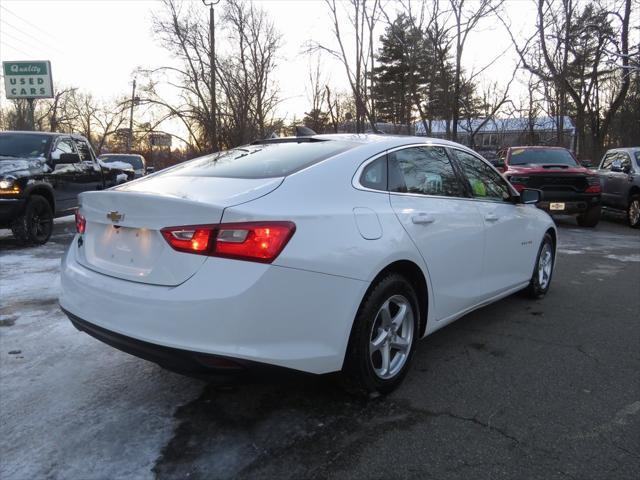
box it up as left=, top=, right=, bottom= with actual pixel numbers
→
left=0, top=131, right=134, bottom=245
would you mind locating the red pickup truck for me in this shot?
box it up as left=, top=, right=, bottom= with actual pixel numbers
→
left=493, top=146, right=601, bottom=227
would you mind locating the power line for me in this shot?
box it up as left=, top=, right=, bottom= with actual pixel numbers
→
left=0, top=19, right=66, bottom=55
left=0, top=23, right=64, bottom=56
left=0, top=40, right=35, bottom=59
left=0, top=4, right=60, bottom=44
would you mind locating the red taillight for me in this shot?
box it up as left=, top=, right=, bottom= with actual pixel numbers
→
left=75, top=211, right=86, bottom=234
left=161, top=227, right=214, bottom=253
left=161, top=221, right=296, bottom=263
left=585, top=185, right=601, bottom=193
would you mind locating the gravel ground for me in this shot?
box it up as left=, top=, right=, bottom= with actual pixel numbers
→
left=1, top=214, right=638, bottom=480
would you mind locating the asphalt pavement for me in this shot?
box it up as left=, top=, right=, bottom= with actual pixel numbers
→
left=1, top=213, right=638, bottom=480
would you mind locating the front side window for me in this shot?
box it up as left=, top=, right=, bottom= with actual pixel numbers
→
left=73, top=140, right=94, bottom=162
left=453, top=149, right=511, bottom=202
left=388, top=146, right=465, bottom=198
left=51, top=139, right=76, bottom=161
left=600, top=152, right=618, bottom=170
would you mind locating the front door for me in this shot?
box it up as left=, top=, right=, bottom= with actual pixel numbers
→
left=599, top=151, right=633, bottom=209
left=388, top=145, right=485, bottom=321
left=451, top=148, right=536, bottom=297
left=49, top=137, right=81, bottom=214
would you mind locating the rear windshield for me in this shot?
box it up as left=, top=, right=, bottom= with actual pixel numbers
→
left=101, top=155, right=144, bottom=169
left=509, top=148, right=577, bottom=166
left=164, top=141, right=355, bottom=179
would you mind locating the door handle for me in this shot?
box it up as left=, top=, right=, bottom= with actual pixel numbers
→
left=411, top=213, right=435, bottom=224
left=484, top=213, right=499, bottom=222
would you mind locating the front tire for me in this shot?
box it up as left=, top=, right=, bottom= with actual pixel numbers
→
left=627, top=195, right=640, bottom=228
left=576, top=205, right=601, bottom=227
left=11, top=195, right=54, bottom=245
left=526, top=233, right=555, bottom=298
left=344, top=274, right=419, bottom=395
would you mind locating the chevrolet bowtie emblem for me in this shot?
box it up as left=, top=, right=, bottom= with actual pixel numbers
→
left=106, top=211, right=124, bottom=223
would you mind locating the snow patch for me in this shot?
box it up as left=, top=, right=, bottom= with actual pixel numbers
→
left=605, top=253, right=640, bottom=263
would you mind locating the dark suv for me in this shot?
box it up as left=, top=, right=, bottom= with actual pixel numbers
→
left=597, top=147, right=640, bottom=228
left=0, top=131, right=134, bottom=245
left=494, top=146, right=602, bottom=227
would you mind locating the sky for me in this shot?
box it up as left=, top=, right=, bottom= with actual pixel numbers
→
left=0, top=0, right=541, bottom=131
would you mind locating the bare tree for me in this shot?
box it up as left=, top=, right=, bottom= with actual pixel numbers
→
left=503, top=0, right=633, bottom=158
left=449, top=0, right=504, bottom=141
left=313, top=0, right=381, bottom=133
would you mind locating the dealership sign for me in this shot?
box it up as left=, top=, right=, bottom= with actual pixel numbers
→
left=3, top=61, right=53, bottom=99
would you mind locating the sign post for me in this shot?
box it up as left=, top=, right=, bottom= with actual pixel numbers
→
left=3, top=60, right=54, bottom=130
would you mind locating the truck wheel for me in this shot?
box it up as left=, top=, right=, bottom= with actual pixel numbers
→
left=627, top=195, right=640, bottom=228
left=11, top=195, right=54, bottom=245
left=576, top=205, right=601, bottom=228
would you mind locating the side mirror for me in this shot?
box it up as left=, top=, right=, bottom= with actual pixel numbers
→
left=145, top=166, right=155, bottom=174
left=520, top=188, right=541, bottom=204
left=57, top=153, right=80, bottom=164
left=581, top=160, right=592, bottom=168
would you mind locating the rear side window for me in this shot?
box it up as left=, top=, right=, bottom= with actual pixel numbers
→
left=164, top=141, right=355, bottom=179
left=360, top=156, right=387, bottom=190
left=388, top=146, right=465, bottom=198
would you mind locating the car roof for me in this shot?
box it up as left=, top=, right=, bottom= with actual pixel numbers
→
left=99, top=153, right=143, bottom=157
left=261, top=134, right=477, bottom=155
left=1, top=130, right=89, bottom=141
left=605, top=147, right=640, bottom=154
left=507, top=145, right=568, bottom=151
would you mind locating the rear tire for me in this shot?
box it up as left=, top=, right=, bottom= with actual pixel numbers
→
left=11, top=195, right=53, bottom=245
left=627, top=195, right=640, bottom=228
left=526, top=233, right=555, bottom=299
left=344, top=274, right=419, bottom=396
left=576, top=205, right=601, bottom=227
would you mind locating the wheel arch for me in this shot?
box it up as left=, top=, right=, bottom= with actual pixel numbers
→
left=24, top=184, right=56, bottom=213
left=363, top=259, right=429, bottom=338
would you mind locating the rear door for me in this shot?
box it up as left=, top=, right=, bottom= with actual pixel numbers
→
left=388, top=145, right=485, bottom=320
left=451, top=148, right=536, bottom=296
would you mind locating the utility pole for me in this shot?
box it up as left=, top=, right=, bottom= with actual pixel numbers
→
left=203, top=0, right=220, bottom=152
left=127, top=78, right=137, bottom=153
left=27, top=98, right=35, bottom=131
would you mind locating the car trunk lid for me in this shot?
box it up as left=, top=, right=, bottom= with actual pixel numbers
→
left=75, top=175, right=283, bottom=286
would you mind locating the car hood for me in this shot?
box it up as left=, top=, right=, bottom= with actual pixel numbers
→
left=0, top=156, right=50, bottom=178
left=505, top=164, right=591, bottom=175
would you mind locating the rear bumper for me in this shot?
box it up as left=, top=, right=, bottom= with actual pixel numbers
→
left=0, top=198, right=26, bottom=226
left=59, top=239, right=367, bottom=375
left=537, top=192, right=600, bottom=214
left=64, top=309, right=299, bottom=381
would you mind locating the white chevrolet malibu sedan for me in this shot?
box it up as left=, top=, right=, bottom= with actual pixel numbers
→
left=60, top=135, right=556, bottom=393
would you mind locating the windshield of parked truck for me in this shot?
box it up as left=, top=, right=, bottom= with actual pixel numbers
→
left=0, top=133, right=52, bottom=159
left=509, top=148, right=578, bottom=166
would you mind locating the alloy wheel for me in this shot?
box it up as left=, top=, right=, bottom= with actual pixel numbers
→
left=369, top=294, right=414, bottom=380
left=537, top=243, right=553, bottom=290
